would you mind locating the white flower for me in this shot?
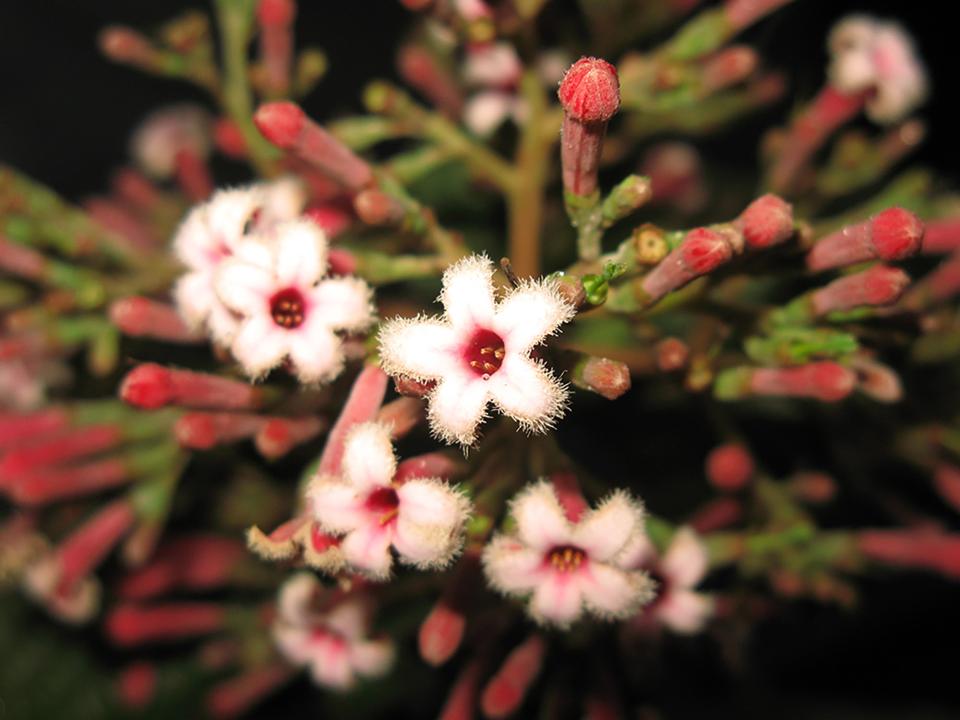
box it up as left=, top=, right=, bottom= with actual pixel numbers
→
left=307, top=422, right=471, bottom=580
left=828, top=15, right=927, bottom=124
left=464, top=43, right=522, bottom=88
left=462, top=43, right=524, bottom=137
left=622, top=526, right=714, bottom=634
left=272, top=573, right=394, bottom=690
left=214, top=219, right=375, bottom=383
left=481, top=481, right=654, bottom=628
left=130, top=104, right=211, bottom=180
left=378, top=255, right=575, bottom=446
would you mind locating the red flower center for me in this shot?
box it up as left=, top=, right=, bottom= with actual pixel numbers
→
left=547, top=545, right=586, bottom=573
left=270, top=287, right=306, bottom=329
left=463, top=328, right=506, bottom=378
left=366, top=486, right=400, bottom=525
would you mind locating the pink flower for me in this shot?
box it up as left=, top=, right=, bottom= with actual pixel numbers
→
left=623, top=526, right=714, bottom=634
left=130, top=104, right=211, bottom=180
left=272, top=573, right=394, bottom=690
left=307, top=422, right=471, bottom=579
left=481, top=481, right=654, bottom=628
left=828, top=15, right=927, bottom=124
left=378, top=255, right=575, bottom=446
left=214, top=219, right=374, bottom=383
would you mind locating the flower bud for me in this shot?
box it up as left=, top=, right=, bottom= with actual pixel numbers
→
left=705, top=443, right=754, bottom=492
left=807, top=207, right=923, bottom=271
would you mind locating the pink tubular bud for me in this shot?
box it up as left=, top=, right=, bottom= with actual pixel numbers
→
left=0, top=235, right=47, bottom=280
left=377, top=397, right=426, bottom=439
left=419, top=599, right=466, bottom=666
left=120, top=364, right=268, bottom=411
left=254, top=416, right=325, bottom=460
left=641, top=227, right=737, bottom=303
left=0, top=408, right=68, bottom=451
left=85, top=198, right=157, bottom=250
left=10, top=458, right=131, bottom=506
left=256, top=0, right=296, bottom=26
left=393, top=375, right=436, bottom=398
left=811, top=265, right=910, bottom=315
left=689, top=497, right=743, bottom=533
left=395, top=452, right=463, bottom=483
left=111, top=169, right=162, bottom=212
left=857, top=530, right=960, bottom=579
left=736, top=194, right=794, bottom=249
left=921, top=217, right=960, bottom=255
left=705, top=443, right=755, bottom=492
left=440, top=661, right=482, bottom=720
left=106, top=602, right=227, bottom=646
left=213, top=118, right=248, bottom=158
left=749, top=362, right=856, bottom=402
left=254, top=102, right=373, bottom=191
left=702, top=46, right=759, bottom=94
left=304, top=204, right=352, bottom=238
left=807, top=207, right=924, bottom=271
left=118, top=536, right=246, bottom=600
left=353, top=188, right=405, bottom=225
left=787, top=472, right=837, bottom=504
left=109, top=296, right=204, bottom=343
left=59, top=500, right=137, bottom=593
left=0, top=425, right=123, bottom=479
left=550, top=473, right=589, bottom=522
left=655, top=337, right=690, bottom=372
left=933, top=464, right=960, bottom=514
left=481, top=635, right=546, bottom=719
left=558, top=57, right=620, bottom=123
left=575, top=356, right=632, bottom=400
left=174, top=149, right=214, bottom=202
left=642, top=142, right=706, bottom=214
left=398, top=45, right=464, bottom=117
left=206, top=664, right=294, bottom=720
left=724, top=0, right=793, bottom=30
left=99, top=26, right=155, bottom=64
left=316, top=365, right=389, bottom=475
left=256, top=0, right=296, bottom=96
left=117, top=662, right=158, bottom=710
left=174, top=412, right=268, bottom=450
left=558, top=57, right=620, bottom=198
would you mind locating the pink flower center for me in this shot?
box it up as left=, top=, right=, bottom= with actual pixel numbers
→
left=270, top=288, right=306, bottom=329
left=366, top=487, right=400, bottom=525
left=547, top=545, right=586, bottom=573
left=463, top=328, right=505, bottom=378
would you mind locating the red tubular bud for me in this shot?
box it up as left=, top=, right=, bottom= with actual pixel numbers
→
left=317, top=365, right=389, bottom=475
left=59, top=500, right=136, bottom=592
left=120, top=364, right=268, bottom=411
left=117, top=663, right=158, bottom=710
left=811, top=265, right=910, bottom=315
left=106, top=602, right=227, bottom=646
left=933, top=464, right=960, bottom=514
left=254, top=102, right=373, bottom=191
left=787, top=472, right=837, bottom=504
left=550, top=472, right=589, bottom=522
left=724, top=0, right=793, bottom=29
left=0, top=408, right=68, bottom=451
left=109, top=296, right=203, bottom=343
left=575, top=356, right=632, bottom=400
left=0, top=235, right=47, bottom=280
left=419, top=599, right=466, bottom=666
left=807, top=207, right=923, bottom=271
left=749, top=362, right=856, bottom=402
left=99, top=26, right=155, bottom=65
left=689, top=497, right=743, bottom=533
left=439, top=661, right=482, bottom=720
left=353, top=188, right=405, bottom=225
left=213, top=118, right=248, bottom=158
left=481, top=635, right=546, bottom=719
left=736, top=194, right=794, bottom=249
left=558, top=57, right=620, bottom=198
left=642, top=142, right=706, bottom=214
left=398, top=45, right=464, bottom=117
left=304, top=204, right=352, bottom=238
left=174, top=412, right=268, bottom=450
left=395, top=452, right=463, bottom=483
left=111, top=169, right=162, bottom=212
left=641, top=227, right=737, bottom=302
left=920, top=217, right=960, bottom=255
left=0, top=425, right=123, bottom=480
left=85, top=198, right=157, bottom=250
left=118, top=536, right=246, bottom=600
left=10, top=458, right=131, bottom=506
left=256, top=0, right=296, bottom=96
left=174, top=149, right=214, bottom=202
left=254, top=416, right=325, bottom=459
left=702, top=46, right=758, bottom=93
left=705, top=443, right=755, bottom=492
left=655, top=337, right=690, bottom=372
left=857, top=530, right=960, bottom=579
left=377, top=397, right=426, bottom=439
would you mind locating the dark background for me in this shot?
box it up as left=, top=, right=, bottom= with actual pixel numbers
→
left=1, top=2, right=958, bottom=718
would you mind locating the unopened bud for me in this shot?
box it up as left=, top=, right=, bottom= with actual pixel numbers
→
left=573, top=356, right=632, bottom=400
left=811, top=265, right=910, bottom=315
left=807, top=207, right=924, bottom=271
left=736, top=194, right=794, bottom=249
left=705, top=443, right=755, bottom=492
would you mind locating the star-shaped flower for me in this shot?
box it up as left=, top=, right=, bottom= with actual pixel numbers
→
left=378, top=255, right=575, bottom=446
left=214, top=219, right=374, bottom=383
left=481, top=481, right=654, bottom=628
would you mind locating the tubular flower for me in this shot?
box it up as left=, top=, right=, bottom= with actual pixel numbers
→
left=378, top=255, right=575, bottom=446
left=214, top=219, right=374, bottom=383
left=481, top=481, right=654, bottom=628
left=272, top=573, right=395, bottom=690
left=623, top=526, right=714, bottom=634
left=307, top=422, right=471, bottom=579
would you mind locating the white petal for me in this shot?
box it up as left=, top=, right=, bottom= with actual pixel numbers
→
left=275, top=220, right=328, bottom=287
left=572, top=490, right=645, bottom=563
left=309, top=277, right=374, bottom=332
left=427, top=372, right=490, bottom=446
left=341, top=422, right=396, bottom=489
left=309, top=636, right=355, bottom=689
left=657, top=589, right=714, bottom=634
left=463, top=92, right=514, bottom=137
left=580, top=564, right=653, bottom=620
left=509, top=481, right=572, bottom=551
left=617, top=532, right=657, bottom=570
left=273, top=624, right=313, bottom=666
left=393, top=479, right=469, bottom=568
left=173, top=206, right=215, bottom=270
left=661, top=527, right=709, bottom=589
left=207, top=301, right=241, bottom=345
left=481, top=534, right=543, bottom=595
left=378, top=316, right=461, bottom=382
left=493, top=281, right=575, bottom=355
left=206, top=187, right=263, bottom=250
left=173, top=271, right=216, bottom=329
left=350, top=639, right=395, bottom=678
left=487, top=356, right=568, bottom=434
left=288, top=324, right=344, bottom=384
left=215, top=258, right=274, bottom=315
left=231, top=314, right=289, bottom=378
left=397, top=478, right=468, bottom=528
left=439, top=255, right=497, bottom=331
left=529, top=571, right=584, bottom=627
left=325, top=599, right=368, bottom=639
left=308, top=477, right=367, bottom=534
left=277, top=572, right=319, bottom=625
left=341, top=522, right=394, bottom=579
